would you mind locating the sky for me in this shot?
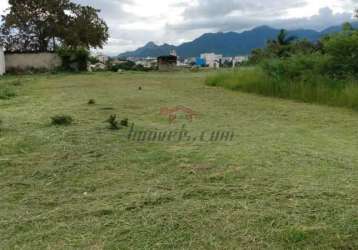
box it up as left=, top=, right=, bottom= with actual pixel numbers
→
left=0, top=0, right=357, bottom=55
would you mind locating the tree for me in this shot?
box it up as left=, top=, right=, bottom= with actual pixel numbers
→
left=275, top=29, right=297, bottom=46
left=323, top=31, right=358, bottom=77
left=342, top=22, right=353, bottom=32
left=0, top=0, right=109, bottom=52
left=263, top=29, right=297, bottom=58
left=63, top=5, right=109, bottom=49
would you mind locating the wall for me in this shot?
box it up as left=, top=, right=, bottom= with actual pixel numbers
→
left=5, top=53, right=62, bottom=72
left=0, top=47, right=5, bottom=75
left=157, top=56, right=177, bottom=71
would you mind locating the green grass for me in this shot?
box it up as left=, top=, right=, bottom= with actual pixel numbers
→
left=206, top=67, right=358, bottom=110
left=1, top=71, right=358, bottom=249
left=0, top=84, right=16, bottom=100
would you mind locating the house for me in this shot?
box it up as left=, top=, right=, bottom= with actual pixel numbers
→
left=157, top=55, right=177, bottom=71
left=170, top=49, right=177, bottom=57
left=200, top=53, right=223, bottom=68
left=95, top=53, right=109, bottom=64
left=233, top=56, right=249, bottom=66
left=195, top=57, right=206, bottom=67
left=135, top=57, right=157, bottom=68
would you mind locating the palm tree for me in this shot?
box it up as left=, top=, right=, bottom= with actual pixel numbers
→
left=276, top=29, right=297, bottom=46
left=266, top=29, right=297, bottom=58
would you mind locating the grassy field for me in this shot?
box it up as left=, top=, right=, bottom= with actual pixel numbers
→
left=1, top=71, right=358, bottom=249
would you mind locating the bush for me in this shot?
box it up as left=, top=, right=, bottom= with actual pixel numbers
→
left=106, top=115, right=120, bottom=130
left=88, top=99, right=96, bottom=105
left=206, top=67, right=358, bottom=110
left=105, top=115, right=129, bottom=130
left=120, top=118, right=129, bottom=127
left=109, top=61, right=153, bottom=72
left=260, top=53, right=330, bottom=81
left=51, top=115, right=73, bottom=126
left=110, top=61, right=135, bottom=72
left=323, top=31, right=358, bottom=77
left=206, top=67, right=271, bottom=92
left=57, top=47, right=90, bottom=72
left=206, top=24, right=358, bottom=110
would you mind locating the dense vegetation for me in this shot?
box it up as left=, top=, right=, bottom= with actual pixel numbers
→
left=207, top=21, right=358, bottom=110
left=0, top=0, right=109, bottom=52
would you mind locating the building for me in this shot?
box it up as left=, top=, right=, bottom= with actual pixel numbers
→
left=184, top=57, right=196, bottom=65
left=0, top=47, right=5, bottom=75
left=157, top=55, right=177, bottom=71
left=95, top=53, right=109, bottom=64
left=233, top=56, right=249, bottom=65
left=170, top=49, right=177, bottom=57
left=135, top=57, right=157, bottom=68
left=200, top=53, right=223, bottom=68
left=195, top=57, right=206, bottom=67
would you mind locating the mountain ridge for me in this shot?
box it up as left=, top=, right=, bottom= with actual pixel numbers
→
left=119, top=22, right=358, bottom=58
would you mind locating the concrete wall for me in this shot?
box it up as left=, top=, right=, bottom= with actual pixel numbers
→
left=5, top=53, right=62, bottom=72
left=0, top=47, right=5, bottom=75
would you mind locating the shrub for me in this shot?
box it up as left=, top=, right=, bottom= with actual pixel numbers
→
left=120, top=118, right=129, bottom=127
left=88, top=99, right=96, bottom=105
left=106, top=115, right=120, bottom=130
left=110, top=61, right=135, bottom=71
left=260, top=53, right=329, bottom=81
left=51, top=115, right=73, bottom=126
left=323, top=31, right=358, bottom=77
left=206, top=67, right=358, bottom=110
left=206, top=67, right=271, bottom=92
left=57, top=47, right=90, bottom=71
left=105, top=115, right=129, bottom=130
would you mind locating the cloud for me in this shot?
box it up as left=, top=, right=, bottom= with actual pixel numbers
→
left=0, top=0, right=357, bottom=55
left=170, top=7, right=355, bottom=33
left=183, top=0, right=307, bottom=18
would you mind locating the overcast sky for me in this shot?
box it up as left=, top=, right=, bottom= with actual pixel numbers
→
left=0, top=0, right=357, bottom=55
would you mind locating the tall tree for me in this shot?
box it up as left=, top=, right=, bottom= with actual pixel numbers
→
left=63, top=5, right=109, bottom=49
left=265, top=29, right=297, bottom=58
left=275, top=29, right=297, bottom=46
left=0, top=0, right=109, bottom=52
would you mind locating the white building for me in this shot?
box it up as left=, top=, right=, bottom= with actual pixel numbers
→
left=135, top=57, right=157, bottom=68
left=95, top=53, right=109, bottom=64
left=170, top=49, right=177, bottom=57
left=0, top=46, right=5, bottom=75
left=233, top=56, right=249, bottom=66
left=200, top=53, right=223, bottom=68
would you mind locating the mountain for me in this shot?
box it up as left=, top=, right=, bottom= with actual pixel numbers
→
left=321, top=22, right=358, bottom=35
left=119, top=22, right=358, bottom=58
left=119, top=42, right=176, bottom=58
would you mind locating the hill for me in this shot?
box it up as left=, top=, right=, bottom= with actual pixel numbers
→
left=119, top=22, right=358, bottom=58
